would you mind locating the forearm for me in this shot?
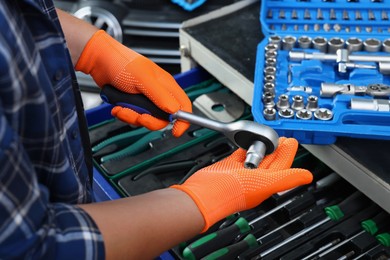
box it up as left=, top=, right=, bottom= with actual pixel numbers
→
left=55, top=8, right=98, bottom=65
left=79, top=188, right=204, bottom=260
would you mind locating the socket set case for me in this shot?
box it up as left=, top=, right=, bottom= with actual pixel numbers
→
left=252, top=0, right=390, bottom=144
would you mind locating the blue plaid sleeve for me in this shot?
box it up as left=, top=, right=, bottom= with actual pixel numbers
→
left=0, top=1, right=105, bottom=259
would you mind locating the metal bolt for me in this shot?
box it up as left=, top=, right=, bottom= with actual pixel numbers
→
left=179, top=45, right=190, bottom=57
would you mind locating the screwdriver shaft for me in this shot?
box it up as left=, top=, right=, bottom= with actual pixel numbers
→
left=259, top=217, right=331, bottom=257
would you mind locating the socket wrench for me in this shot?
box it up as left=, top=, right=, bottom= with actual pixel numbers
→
left=101, top=85, right=279, bottom=169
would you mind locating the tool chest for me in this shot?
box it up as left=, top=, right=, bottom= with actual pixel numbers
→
left=87, top=67, right=390, bottom=260
left=252, top=0, right=390, bottom=144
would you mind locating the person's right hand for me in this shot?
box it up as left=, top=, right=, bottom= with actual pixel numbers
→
left=171, top=137, right=313, bottom=232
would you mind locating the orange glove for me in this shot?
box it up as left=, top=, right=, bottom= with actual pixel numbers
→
left=171, top=137, right=313, bottom=232
left=75, top=30, right=191, bottom=137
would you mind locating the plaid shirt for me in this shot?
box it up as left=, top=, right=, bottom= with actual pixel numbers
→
left=0, top=1, right=104, bottom=259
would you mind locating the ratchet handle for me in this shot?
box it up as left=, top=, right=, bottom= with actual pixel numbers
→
left=100, top=85, right=172, bottom=121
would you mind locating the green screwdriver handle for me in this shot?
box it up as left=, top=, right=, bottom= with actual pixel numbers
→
left=202, top=234, right=258, bottom=260
left=182, top=217, right=251, bottom=260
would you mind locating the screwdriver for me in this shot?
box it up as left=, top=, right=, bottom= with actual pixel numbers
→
left=256, top=192, right=370, bottom=259
left=302, top=210, right=389, bottom=260
left=181, top=197, right=298, bottom=260
left=202, top=209, right=312, bottom=260
left=183, top=172, right=341, bottom=259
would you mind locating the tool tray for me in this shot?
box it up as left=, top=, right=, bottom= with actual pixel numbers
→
left=252, top=0, right=390, bottom=144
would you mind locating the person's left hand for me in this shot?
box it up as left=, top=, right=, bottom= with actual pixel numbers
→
left=75, top=30, right=191, bottom=137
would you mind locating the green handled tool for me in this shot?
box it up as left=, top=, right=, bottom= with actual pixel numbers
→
left=258, top=191, right=370, bottom=258
left=202, top=210, right=310, bottom=260
left=181, top=198, right=297, bottom=260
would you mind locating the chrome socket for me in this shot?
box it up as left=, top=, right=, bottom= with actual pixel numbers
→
left=276, top=94, right=290, bottom=110
left=265, top=43, right=278, bottom=53
left=266, top=57, right=277, bottom=67
left=278, top=108, right=295, bottom=119
left=298, top=36, right=312, bottom=49
left=312, top=36, right=328, bottom=52
left=296, top=109, right=312, bottom=120
left=364, top=38, right=382, bottom=52
left=291, top=95, right=305, bottom=110
left=346, top=37, right=363, bottom=52
left=263, top=82, right=275, bottom=95
left=263, top=107, right=277, bottom=121
left=328, top=37, right=345, bottom=54
left=306, top=95, right=319, bottom=111
left=265, top=51, right=278, bottom=59
left=262, top=92, right=275, bottom=108
left=314, top=108, right=333, bottom=120
left=268, top=35, right=282, bottom=49
left=264, top=66, right=277, bottom=76
left=264, top=74, right=275, bottom=83
left=282, top=35, right=297, bottom=51
left=382, top=39, right=390, bottom=53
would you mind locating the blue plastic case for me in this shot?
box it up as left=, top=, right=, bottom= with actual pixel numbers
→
left=253, top=0, right=390, bottom=144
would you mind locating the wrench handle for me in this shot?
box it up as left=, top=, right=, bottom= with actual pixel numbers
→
left=100, top=85, right=172, bottom=121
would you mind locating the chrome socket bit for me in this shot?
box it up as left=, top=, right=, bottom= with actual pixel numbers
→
left=291, top=95, right=305, bottom=110
left=328, top=37, right=345, bottom=54
left=351, top=98, right=390, bottom=111
left=268, top=35, right=282, bottom=49
left=278, top=108, right=295, bottom=119
left=265, top=51, right=278, bottom=59
left=312, top=36, right=328, bottom=52
left=306, top=95, right=319, bottom=111
left=296, top=109, right=312, bottom=120
left=282, top=35, right=296, bottom=51
left=264, top=66, right=277, bottom=76
left=314, top=108, right=333, bottom=120
left=266, top=58, right=277, bottom=67
left=382, top=39, right=390, bottom=53
left=364, top=38, right=382, bottom=52
left=262, top=92, right=275, bottom=108
left=276, top=94, right=290, bottom=110
left=265, top=43, right=278, bottom=53
left=263, top=107, right=277, bottom=120
left=346, top=37, right=363, bottom=52
left=263, top=82, right=275, bottom=95
left=298, top=36, right=312, bottom=49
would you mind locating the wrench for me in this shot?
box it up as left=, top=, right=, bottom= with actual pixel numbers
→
left=100, top=85, right=279, bottom=168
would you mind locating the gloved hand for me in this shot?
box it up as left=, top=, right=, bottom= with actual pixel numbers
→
left=75, top=30, right=191, bottom=137
left=171, top=137, right=313, bottom=232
